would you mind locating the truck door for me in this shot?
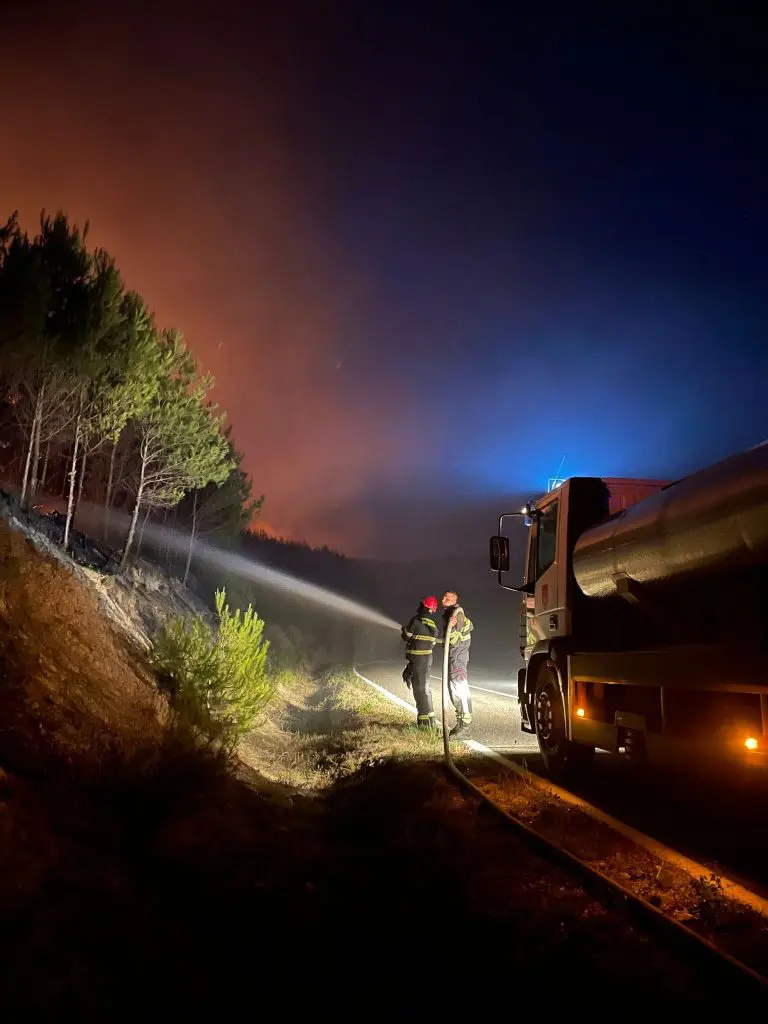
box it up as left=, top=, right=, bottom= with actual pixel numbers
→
left=522, top=525, right=538, bottom=655
left=531, top=499, right=562, bottom=643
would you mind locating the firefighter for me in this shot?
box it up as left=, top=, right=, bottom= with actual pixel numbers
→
left=401, top=596, right=439, bottom=728
left=440, top=591, right=474, bottom=737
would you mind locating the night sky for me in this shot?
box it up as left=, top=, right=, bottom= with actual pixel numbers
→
left=3, top=3, right=766, bottom=560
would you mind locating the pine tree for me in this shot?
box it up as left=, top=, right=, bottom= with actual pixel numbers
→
left=120, top=334, right=233, bottom=567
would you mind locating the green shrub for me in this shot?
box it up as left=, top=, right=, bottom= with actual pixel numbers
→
left=152, top=588, right=273, bottom=748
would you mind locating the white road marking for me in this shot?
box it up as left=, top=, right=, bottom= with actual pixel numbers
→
left=428, top=674, right=517, bottom=700
left=464, top=739, right=518, bottom=763
left=470, top=684, right=518, bottom=699
left=354, top=665, right=768, bottom=919
left=353, top=667, right=414, bottom=714
left=355, top=661, right=517, bottom=700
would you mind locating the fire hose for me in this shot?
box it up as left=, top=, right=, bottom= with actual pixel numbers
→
left=437, top=626, right=768, bottom=997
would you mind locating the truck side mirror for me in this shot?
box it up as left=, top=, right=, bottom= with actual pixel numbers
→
left=490, top=535, right=510, bottom=572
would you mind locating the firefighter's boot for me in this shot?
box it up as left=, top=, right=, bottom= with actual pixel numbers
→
left=449, top=715, right=471, bottom=739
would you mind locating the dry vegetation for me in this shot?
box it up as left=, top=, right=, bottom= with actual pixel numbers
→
left=463, top=760, right=768, bottom=976
left=239, top=668, right=445, bottom=788
left=0, top=516, right=766, bottom=1016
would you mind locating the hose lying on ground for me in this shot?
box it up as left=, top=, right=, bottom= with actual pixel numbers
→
left=437, top=625, right=768, bottom=998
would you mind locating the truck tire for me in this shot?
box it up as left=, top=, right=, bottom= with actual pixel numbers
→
left=534, top=666, right=594, bottom=776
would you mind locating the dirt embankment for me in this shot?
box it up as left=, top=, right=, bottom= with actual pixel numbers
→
left=0, top=518, right=766, bottom=1017
left=0, top=520, right=166, bottom=774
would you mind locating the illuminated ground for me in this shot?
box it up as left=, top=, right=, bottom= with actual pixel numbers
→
left=356, top=659, right=539, bottom=752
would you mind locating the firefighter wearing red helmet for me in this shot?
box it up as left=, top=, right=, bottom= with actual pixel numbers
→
left=401, top=596, right=439, bottom=727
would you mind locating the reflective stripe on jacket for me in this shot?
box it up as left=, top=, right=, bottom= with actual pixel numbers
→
left=445, top=605, right=473, bottom=650
left=402, top=613, right=438, bottom=655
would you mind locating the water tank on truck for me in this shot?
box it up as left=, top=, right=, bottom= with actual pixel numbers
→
left=572, top=443, right=768, bottom=603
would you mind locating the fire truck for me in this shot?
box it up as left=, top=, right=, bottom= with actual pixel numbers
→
left=490, top=442, right=768, bottom=774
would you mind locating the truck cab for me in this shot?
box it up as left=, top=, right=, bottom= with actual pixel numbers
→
left=491, top=449, right=768, bottom=776
left=521, top=478, right=667, bottom=652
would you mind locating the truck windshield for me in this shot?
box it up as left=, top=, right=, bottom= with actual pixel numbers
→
left=525, top=519, right=537, bottom=584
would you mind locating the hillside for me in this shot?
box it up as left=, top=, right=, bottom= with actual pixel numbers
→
left=0, top=517, right=166, bottom=775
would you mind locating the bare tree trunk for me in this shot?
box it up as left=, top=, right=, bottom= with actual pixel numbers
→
left=104, top=441, right=117, bottom=537
left=183, top=491, right=198, bottom=585
left=120, top=462, right=145, bottom=569
left=20, top=429, right=33, bottom=507
left=29, top=406, right=42, bottom=500
left=29, top=379, right=47, bottom=500
left=41, top=440, right=51, bottom=494
left=20, top=387, right=43, bottom=506
left=74, top=449, right=87, bottom=520
left=63, top=409, right=82, bottom=549
left=136, top=505, right=151, bottom=558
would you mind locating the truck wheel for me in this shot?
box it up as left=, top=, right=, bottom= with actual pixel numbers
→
left=621, top=728, right=647, bottom=765
left=534, top=667, right=594, bottom=776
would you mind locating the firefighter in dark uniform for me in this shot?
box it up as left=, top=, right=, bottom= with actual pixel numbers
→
left=401, top=596, right=439, bottom=728
left=440, top=591, right=474, bottom=737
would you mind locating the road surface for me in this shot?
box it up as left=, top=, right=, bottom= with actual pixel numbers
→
left=356, top=659, right=538, bottom=752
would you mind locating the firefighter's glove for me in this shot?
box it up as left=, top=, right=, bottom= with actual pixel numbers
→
left=402, top=670, right=412, bottom=690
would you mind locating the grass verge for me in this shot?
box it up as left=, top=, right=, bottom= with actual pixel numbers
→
left=238, top=667, right=444, bottom=788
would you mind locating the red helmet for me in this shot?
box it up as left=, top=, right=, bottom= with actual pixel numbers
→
left=422, top=595, right=438, bottom=612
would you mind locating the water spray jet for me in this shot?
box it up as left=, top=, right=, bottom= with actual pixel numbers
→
left=107, top=510, right=401, bottom=632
